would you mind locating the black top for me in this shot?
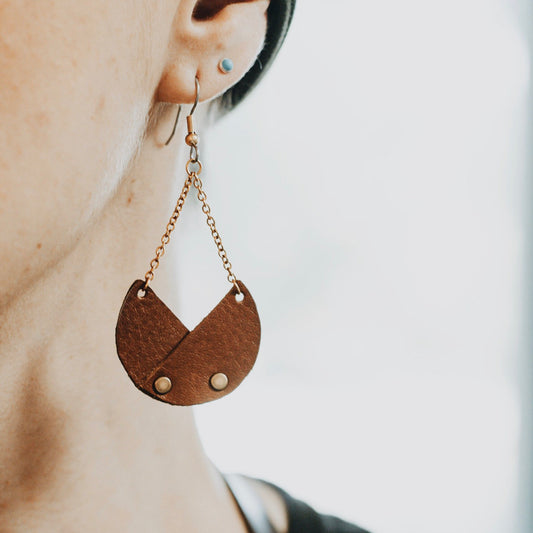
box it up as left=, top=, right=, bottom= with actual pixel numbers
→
left=270, top=482, right=371, bottom=533
left=224, top=474, right=371, bottom=533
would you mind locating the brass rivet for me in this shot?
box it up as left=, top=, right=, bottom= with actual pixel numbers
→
left=154, top=376, right=172, bottom=394
left=210, top=373, right=229, bottom=391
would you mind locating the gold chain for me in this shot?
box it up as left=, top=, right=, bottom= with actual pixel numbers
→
left=143, top=152, right=241, bottom=295
left=189, top=166, right=241, bottom=293
left=143, top=174, right=193, bottom=290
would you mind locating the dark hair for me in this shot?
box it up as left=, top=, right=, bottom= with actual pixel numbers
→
left=217, top=0, right=296, bottom=114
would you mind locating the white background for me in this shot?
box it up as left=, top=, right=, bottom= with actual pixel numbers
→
left=172, top=2, right=531, bottom=532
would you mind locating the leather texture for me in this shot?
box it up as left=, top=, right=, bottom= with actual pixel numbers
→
left=224, top=474, right=276, bottom=533
left=115, top=279, right=261, bottom=406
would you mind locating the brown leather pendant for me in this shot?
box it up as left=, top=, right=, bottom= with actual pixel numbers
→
left=115, top=279, right=261, bottom=406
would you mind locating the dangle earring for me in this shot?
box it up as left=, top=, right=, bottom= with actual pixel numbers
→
left=115, top=76, right=261, bottom=406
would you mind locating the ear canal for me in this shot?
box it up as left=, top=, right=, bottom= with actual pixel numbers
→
left=193, top=0, right=257, bottom=20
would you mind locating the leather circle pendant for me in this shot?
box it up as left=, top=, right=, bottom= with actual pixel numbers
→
left=115, top=279, right=261, bottom=406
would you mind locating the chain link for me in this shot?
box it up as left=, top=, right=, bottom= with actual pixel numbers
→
left=143, top=152, right=241, bottom=295
left=190, top=169, right=241, bottom=294
left=143, top=174, right=192, bottom=289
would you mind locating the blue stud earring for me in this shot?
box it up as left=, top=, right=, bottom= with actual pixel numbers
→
left=218, top=58, right=234, bottom=74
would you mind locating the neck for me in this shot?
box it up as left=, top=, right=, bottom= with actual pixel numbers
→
left=0, top=110, right=246, bottom=532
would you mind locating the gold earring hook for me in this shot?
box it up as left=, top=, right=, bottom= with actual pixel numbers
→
left=164, top=105, right=182, bottom=146
left=190, top=76, right=200, bottom=116
left=144, top=75, right=241, bottom=295
left=165, top=77, right=200, bottom=146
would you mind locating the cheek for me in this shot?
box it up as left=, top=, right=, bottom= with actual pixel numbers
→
left=0, top=0, right=168, bottom=298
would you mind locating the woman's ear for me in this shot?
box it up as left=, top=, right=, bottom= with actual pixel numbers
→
left=157, top=0, right=269, bottom=104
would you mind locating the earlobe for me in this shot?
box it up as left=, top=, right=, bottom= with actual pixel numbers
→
left=156, top=0, right=269, bottom=105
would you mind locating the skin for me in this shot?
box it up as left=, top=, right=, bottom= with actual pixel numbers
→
left=0, top=0, right=287, bottom=531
